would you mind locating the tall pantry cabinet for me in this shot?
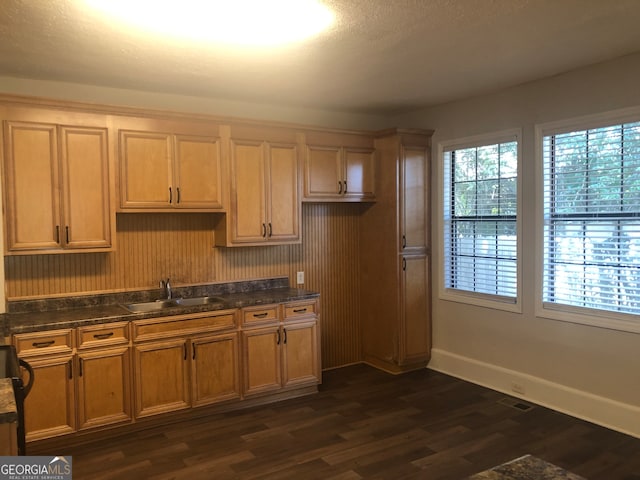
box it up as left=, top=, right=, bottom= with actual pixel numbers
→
left=360, top=128, right=433, bottom=373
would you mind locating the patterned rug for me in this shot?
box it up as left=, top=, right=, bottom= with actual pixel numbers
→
left=467, top=454, right=587, bottom=479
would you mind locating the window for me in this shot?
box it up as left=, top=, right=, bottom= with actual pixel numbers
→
left=441, top=131, right=520, bottom=309
left=541, top=118, right=640, bottom=323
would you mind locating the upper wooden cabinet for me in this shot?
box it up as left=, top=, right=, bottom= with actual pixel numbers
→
left=215, top=125, right=301, bottom=246
left=2, top=108, right=114, bottom=254
left=303, top=130, right=375, bottom=202
left=115, top=117, right=224, bottom=211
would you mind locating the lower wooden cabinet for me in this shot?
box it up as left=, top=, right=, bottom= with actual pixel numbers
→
left=22, top=353, right=76, bottom=441
left=132, top=310, right=241, bottom=418
left=76, top=345, right=132, bottom=430
left=242, top=301, right=320, bottom=398
left=133, top=338, right=190, bottom=418
left=14, top=323, right=132, bottom=441
left=191, top=333, right=241, bottom=407
left=12, top=298, right=319, bottom=443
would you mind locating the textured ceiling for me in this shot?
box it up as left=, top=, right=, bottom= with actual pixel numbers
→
left=1, top=0, right=640, bottom=115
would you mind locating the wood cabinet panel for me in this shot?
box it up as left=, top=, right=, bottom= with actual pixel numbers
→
left=344, top=148, right=375, bottom=200
left=361, top=129, right=432, bottom=373
left=22, top=354, right=75, bottom=441
left=282, top=320, right=319, bottom=387
left=3, top=119, right=113, bottom=254
left=119, top=131, right=172, bottom=208
left=305, top=146, right=341, bottom=198
left=134, top=339, right=190, bottom=418
left=191, top=333, right=240, bottom=406
left=399, top=254, right=430, bottom=365
left=231, top=140, right=267, bottom=242
left=222, top=137, right=299, bottom=246
left=76, top=346, right=132, bottom=430
left=268, top=144, right=299, bottom=241
left=401, top=146, right=428, bottom=252
left=61, top=126, right=112, bottom=249
left=303, top=131, right=375, bottom=202
left=242, top=326, right=282, bottom=396
left=174, top=135, right=223, bottom=209
left=3, top=122, right=59, bottom=251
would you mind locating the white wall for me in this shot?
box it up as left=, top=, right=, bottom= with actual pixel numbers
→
left=0, top=76, right=388, bottom=131
left=393, top=53, right=640, bottom=438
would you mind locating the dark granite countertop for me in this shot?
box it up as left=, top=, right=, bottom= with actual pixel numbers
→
left=0, top=378, right=17, bottom=424
left=467, top=455, right=586, bottom=480
left=2, top=278, right=319, bottom=335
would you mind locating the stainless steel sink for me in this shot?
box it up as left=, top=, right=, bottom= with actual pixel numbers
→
left=123, top=299, right=178, bottom=312
left=123, top=296, right=226, bottom=313
left=175, top=296, right=225, bottom=306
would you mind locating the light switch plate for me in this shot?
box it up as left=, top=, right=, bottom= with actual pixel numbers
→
left=296, top=271, right=305, bottom=285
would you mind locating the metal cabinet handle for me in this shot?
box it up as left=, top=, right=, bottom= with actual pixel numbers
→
left=343, top=180, right=347, bottom=194
left=169, top=187, right=173, bottom=204
left=55, top=225, right=60, bottom=244
left=32, top=340, right=55, bottom=348
left=79, top=358, right=83, bottom=377
left=93, top=332, right=114, bottom=340
left=338, top=181, right=342, bottom=194
left=283, top=328, right=287, bottom=344
left=276, top=329, right=281, bottom=345
left=268, top=223, right=272, bottom=237
left=68, top=359, right=73, bottom=379
left=403, top=257, right=407, bottom=271
left=66, top=226, right=70, bottom=244
left=402, top=235, right=406, bottom=249
left=177, top=187, right=181, bottom=204
left=293, top=308, right=307, bottom=313
left=183, top=343, right=187, bottom=360
left=253, top=312, right=269, bottom=319
left=192, top=344, right=196, bottom=360
left=262, top=223, right=267, bottom=237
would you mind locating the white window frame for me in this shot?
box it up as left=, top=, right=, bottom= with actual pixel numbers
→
left=438, top=129, right=522, bottom=313
left=535, top=106, right=640, bottom=334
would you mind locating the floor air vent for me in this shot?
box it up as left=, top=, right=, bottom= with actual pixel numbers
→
left=498, top=397, right=535, bottom=412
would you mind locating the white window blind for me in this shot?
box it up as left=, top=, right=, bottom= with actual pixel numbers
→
left=443, top=139, right=518, bottom=301
left=542, top=121, right=640, bottom=316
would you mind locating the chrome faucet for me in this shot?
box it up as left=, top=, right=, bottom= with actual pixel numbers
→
left=160, top=278, right=172, bottom=299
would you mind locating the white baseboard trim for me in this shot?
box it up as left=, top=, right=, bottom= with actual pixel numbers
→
left=428, top=348, right=640, bottom=439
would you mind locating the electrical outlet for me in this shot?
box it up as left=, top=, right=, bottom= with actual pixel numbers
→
left=511, top=382, right=525, bottom=395
left=296, top=271, right=305, bottom=285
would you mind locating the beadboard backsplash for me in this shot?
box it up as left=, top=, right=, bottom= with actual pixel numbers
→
left=4, top=203, right=363, bottom=369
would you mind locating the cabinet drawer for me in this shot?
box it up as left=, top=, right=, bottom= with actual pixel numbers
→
left=133, top=310, right=237, bottom=342
left=13, top=329, right=74, bottom=356
left=242, top=305, right=280, bottom=326
left=284, top=301, right=317, bottom=320
left=77, top=322, right=130, bottom=349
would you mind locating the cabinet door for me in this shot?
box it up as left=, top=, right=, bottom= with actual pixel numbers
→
left=267, top=144, right=299, bottom=242
left=174, top=135, right=224, bottom=209
left=242, top=326, right=281, bottom=396
left=282, top=321, right=320, bottom=388
left=60, top=126, right=112, bottom=249
left=401, top=146, right=427, bottom=252
left=76, top=346, right=132, bottom=430
left=398, top=254, right=431, bottom=366
left=3, top=121, right=60, bottom=251
left=22, top=354, right=75, bottom=441
left=133, top=339, right=190, bottom=418
left=191, top=333, right=240, bottom=407
left=119, top=130, right=173, bottom=208
left=344, top=148, right=375, bottom=201
left=304, top=145, right=341, bottom=198
left=230, top=140, right=267, bottom=243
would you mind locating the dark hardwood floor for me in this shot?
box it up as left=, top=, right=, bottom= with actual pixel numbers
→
left=49, top=364, right=640, bottom=479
